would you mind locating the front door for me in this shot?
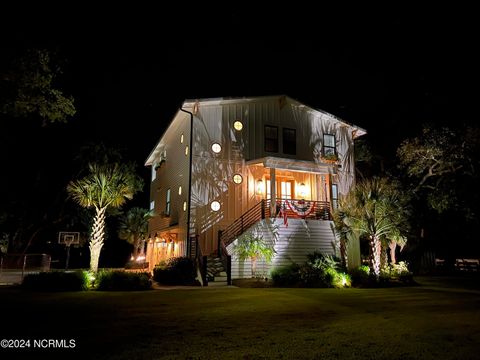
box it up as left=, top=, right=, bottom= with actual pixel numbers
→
left=266, top=178, right=294, bottom=200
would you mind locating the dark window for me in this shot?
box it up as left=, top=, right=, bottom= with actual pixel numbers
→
left=165, top=188, right=171, bottom=216
left=264, top=125, right=278, bottom=153
left=283, top=128, right=296, bottom=155
left=323, top=134, right=336, bottom=156
left=331, top=184, right=338, bottom=210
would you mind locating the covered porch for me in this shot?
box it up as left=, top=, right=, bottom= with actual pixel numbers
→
left=145, top=231, right=182, bottom=272
left=247, top=156, right=338, bottom=217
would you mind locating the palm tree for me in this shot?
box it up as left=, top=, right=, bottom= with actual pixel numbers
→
left=118, top=207, right=152, bottom=260
left=233, top=232, right=275, bottom=277
left=334, top=178, right=409, bottom=277
left=67, top=163, right=142, bottom=272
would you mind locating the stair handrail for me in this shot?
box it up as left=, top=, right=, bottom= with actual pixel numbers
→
left=219, top=199, right=270, bottom=248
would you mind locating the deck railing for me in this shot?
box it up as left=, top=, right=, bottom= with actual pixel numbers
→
left=219, top=198, right=331, bottom=249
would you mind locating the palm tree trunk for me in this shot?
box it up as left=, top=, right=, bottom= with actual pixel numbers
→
left=370, top=236, right=381, bottom=277
left=340, top=238, right=348, bottom=269
left=132, top=235, right=139, bottom=259
left=380, top=242, right=388, bottom=269
left=389, top=242, right=397, bottom=264
left=251, top=256, right=257, bottom=277
left=89, top=206, right=106, bottom=272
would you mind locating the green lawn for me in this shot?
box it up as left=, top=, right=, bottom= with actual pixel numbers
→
left=0, top=276, right=479, bottom=359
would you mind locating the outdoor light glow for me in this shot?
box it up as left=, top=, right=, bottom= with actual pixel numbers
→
left=178, top=186, right=182, bottom=195
left=211, top=143, right=222, bottom=153
left=211, top=201, right=221, bottom=211
left=136, top=255, right=145, bottom=262
left=180, top=134, right=184, bottom=143
left=185, top=146, right=189, bottom=156
left=233, top=120, right=243, bottom=131
left=183, top=201, right=187, bottom=211
left=233, top=174, right=243, bottom=184
left=298, top=182, right=307, bottom=198
left=256, top=179, right=264, bottom=195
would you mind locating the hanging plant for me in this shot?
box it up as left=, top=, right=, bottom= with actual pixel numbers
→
left=321, top=153, right=339, bottom=163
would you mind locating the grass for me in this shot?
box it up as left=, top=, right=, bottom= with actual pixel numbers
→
left=0, top=276, right=479, bottom=359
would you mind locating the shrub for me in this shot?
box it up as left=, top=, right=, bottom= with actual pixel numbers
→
left=330, top=270, right=352, bottom=288
left=270, top=263, right=301, bottom=287
left=349, top=265, right=371, bottom=287
left=378, top=261, right=415, bottom=286
left=22, top=271, right=88, bottom=291
left=153, top=257, right=197, bottom=285
left=304, top=251, right=349, bottom=288
left=306, top=251, right=341, bottom=272
left=271, top=254, right=351, bottom=288
left=95, top=271, right=152, bottom=291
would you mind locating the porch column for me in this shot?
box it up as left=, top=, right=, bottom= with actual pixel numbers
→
left=270, top=167, right=276, bottom=215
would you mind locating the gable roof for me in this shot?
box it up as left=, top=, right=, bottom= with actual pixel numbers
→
left=182, top=95, right=366, bottom=137
left=145, top=95, right=366, bottom=166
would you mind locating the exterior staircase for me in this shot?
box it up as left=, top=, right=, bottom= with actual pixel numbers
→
left=227, top=218, right=337, bottom=279
left=206, top=255, right=228, bottom=286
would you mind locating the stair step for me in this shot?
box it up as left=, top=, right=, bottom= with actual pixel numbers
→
left=213, top=276, right=227, bottom=282
left=208, top=281, right=228, bottom=287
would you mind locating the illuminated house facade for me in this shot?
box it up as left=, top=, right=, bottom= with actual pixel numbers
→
left=145, top=96, right=366, bottom=280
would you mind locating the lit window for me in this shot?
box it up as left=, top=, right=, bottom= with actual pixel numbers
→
left=211, top=143, right=222, bottom=153
left=178, top=186, right=182, bottom=195
left=233, top=174, right=243, bottom=184
left=233, top=121, right=243, bottom=131
left=150, top=200, right=155, bottom=211
left=211, top=201, right=221, bottom=211
left=165, top=189, right=171, bottom=216
left=281, top=181, right=292, bottom=200
left=323, top=134, right=336, bottom=157
left=183, top=201, right=187, bottom=211
left=331, top=184, right=338, bottom=210
left=180, top=134, right=184, bottom=143
left=151, top=165, right=156, bottom=181
left=185, top=146, right=189, bottom=156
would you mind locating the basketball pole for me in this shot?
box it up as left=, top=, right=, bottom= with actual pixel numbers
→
left=65, top=244, right=71, bottom=270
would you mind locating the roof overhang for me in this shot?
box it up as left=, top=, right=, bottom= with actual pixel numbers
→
left=246, top=157, right=332, bottom=174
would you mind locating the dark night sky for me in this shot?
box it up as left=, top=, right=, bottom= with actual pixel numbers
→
left=1, top=4, right=478, bottom=206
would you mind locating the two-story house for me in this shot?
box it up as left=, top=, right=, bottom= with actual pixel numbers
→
left=145, top=95, right=366, bottom=283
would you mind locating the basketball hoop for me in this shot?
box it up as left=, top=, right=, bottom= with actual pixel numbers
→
left=58, top=232, right=80, bottom=270
left=58, top=232, right=80, bottom=247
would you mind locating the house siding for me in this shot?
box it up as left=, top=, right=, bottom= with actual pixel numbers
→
left=148, top=110, right=191, bottom=255
left=146, top=96, right=365, bottom=267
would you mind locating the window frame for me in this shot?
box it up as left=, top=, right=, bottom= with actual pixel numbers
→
left=323, top=134, right=336, bottom=157
left=165, top=188, right=171, bottom=216
left=331, top=183, right=338, bottom=210
left=264, top=125, right=279, bottom=153
left=282, top=127, right=296, bottom=155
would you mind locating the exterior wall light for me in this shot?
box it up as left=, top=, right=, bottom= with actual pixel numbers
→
left=298, top=182, right=307, bottom=198
left=256, top=179, right=264, bottom=195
